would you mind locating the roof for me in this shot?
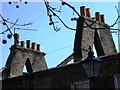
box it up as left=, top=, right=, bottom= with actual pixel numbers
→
left=57, top=52, right=120, bottom=67
left=2, top=53, right=120, bottom=88
left=57, top=53, right=74, bottom=67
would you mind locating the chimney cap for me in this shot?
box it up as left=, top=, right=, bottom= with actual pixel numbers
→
left=95, top=12, right=100, bottom=14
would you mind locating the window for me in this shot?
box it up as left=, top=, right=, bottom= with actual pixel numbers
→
left=71, top=80, right=90, bottom=90
left=114, top=75, right=120, bottom=90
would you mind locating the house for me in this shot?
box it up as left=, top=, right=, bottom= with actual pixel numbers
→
left=1, top=6, right=120, bottom=89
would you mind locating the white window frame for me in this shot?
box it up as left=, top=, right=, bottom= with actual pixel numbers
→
left=71, top=80, right=90, bottom=90
left=114, top=75, right=120, bottom=90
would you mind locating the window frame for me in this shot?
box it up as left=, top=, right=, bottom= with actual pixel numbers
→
left=71, top=80, right=90, bottom=90
left=114, top=75, right=120, bottom=90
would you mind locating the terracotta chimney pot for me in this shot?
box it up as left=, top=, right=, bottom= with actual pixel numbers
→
left=100, top=14, right=105, bottom=23
left=80, top=6, right=86, bottom=16
left=26, top=40, right=30, bottom=49
left=86, top=8, right=91, bottom=17
left=95, top=12, right=100, bottom=21
left=36, top=44, right=40, bottom=52
left=21, top=41, right=25, bottom=47
left=31, top=42, right=36, bottom=50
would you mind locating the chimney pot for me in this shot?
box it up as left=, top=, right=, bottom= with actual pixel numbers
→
left=14, top=33, right=19, bottom=45
left=95, top=12, right=100, bottom=21
left=26, top=40, right=30, bottom=49
left=80, top=6, right=86, bottom=16
left=36, top=44, right=40, bottom=52
left=21, top=41, right=25, bottom=47
left=100, top=14, right=105, bottom=23
left=31, top=42, right=36, bottom=50
left=86, top=8, right=91, bottom=17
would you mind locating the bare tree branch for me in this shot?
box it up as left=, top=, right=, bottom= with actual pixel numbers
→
left=44, top=0, right=76, bottom=31
left=44, top=0, right=120, bottom=32
left=0, top=14, right=35, bottom=36
left=14, top=28, right=37, bottom=31
left=0, top=14, right=16, bottom=35
left=110, top=6, right=120, bottom=27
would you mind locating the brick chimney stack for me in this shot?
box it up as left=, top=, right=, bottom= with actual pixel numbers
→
left=4, top=39, right=48, bottom=78
left=74, top=6, right=117, bottom=63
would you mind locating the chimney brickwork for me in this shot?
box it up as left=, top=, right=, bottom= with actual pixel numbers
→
left=94, top=22, right=117, bottom=56
left=74, top=6, right=95, bottom=61
left=94, top=12, right=117, bottom=56
left=4, top=39, right=48, bottom=78
left=73, top=6, right=117, bottom=62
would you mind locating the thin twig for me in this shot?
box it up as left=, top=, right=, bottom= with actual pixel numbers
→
left=60, top=1, right=120, bottom=31
left=0, top=14, right=35, bottom=35
left=44, top=0, right=76, bottom=31
left=14, top=28, right=37, bottom=31
left=110, top=6, right=120, bottom=27
left=0, top=15, right=17, bottom=35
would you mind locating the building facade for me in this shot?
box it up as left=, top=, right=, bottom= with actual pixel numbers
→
left=2, top=53, right=120, bottom=89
